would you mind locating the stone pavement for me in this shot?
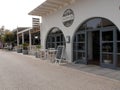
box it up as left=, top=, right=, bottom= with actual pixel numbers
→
left=0, top=49, right=120, bottom=90
left=61, top=63, right=120, bottom=81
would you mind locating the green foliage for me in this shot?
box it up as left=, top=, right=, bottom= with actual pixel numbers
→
left=22, top=43, right=29, bottom=50
left=4, top=32, right=14, bottom=43
left=36, top=45, right=41, bottom=49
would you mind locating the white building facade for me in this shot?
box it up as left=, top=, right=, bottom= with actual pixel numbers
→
left=29, top=0, right=120, bottom=69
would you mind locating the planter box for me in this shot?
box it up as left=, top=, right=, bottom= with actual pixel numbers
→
left=17, top=49, right=22, bottom=53
left=22, top=50, right=28, bottom=55
left=35, top=51, right=40, bottom=58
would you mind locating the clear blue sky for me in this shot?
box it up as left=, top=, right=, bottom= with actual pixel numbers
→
left=0, top=0, right=46, bottom=30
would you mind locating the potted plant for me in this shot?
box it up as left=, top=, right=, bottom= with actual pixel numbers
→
left=17, top=45, right=22, bottom=53
left=22, top=43, right=29, bottom=55
left=35, top=45, right=41, bottom=58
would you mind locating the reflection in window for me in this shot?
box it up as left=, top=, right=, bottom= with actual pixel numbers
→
left=102, top=31, right=113, bottom=41
left=102, top=43, right=113, bottom=52
left=102, top=54, right=113, bottom=64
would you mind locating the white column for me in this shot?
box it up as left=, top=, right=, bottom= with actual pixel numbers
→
left=17, top=29, right=19, bottom=46
left=17, top=34, right=19, bottom=46
left=29, top=30, right=32, bottom=50
left=22, top=32, right=24, bottom=44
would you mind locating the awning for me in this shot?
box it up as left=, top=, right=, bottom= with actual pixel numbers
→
left=17, top=28, right=32, bottom=34
left=29, top=0, right=75, bottom=16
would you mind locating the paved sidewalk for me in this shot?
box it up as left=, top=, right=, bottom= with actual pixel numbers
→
left=0, top=50, right=120, bottom=90
left=61, top=63, right=120, bottom=81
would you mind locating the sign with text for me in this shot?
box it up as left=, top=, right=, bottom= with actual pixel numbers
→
left=32, top=18, right=40, bottom=28
left=62, top=9, right=74, bottom=27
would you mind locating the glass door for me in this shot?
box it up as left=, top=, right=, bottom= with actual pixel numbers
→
left=73, top=31, right=87, bottom=64
left=100, top=27, right=116, bottom=68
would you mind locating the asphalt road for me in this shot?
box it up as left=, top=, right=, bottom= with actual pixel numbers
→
left=0, top=50, right=120, bottom=90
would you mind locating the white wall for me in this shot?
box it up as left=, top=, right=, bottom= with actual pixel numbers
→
left=40, top=0, right=120, bottom=62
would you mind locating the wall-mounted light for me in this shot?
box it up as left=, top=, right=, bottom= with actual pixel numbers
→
left=66, top=36, right=70, bottom=43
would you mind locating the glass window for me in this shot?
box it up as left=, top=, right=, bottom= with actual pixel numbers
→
left=56, top=36, right=61, bottom=42
left=77, top=43, right=85, bottom=50
left=86, top=18, right=102, bottom=29
left=102, top=18, right=114, bottom=27
left=102, top=43, right=113, bottom=52
left=77, top=34, right=85, bottom=42
left=46, top=28, right=65, bottom=49
left=117, top=43, right=120, bottom=53
left=117, top=30, right=120, bottom=41
left=51, top=37, right=55, bottom=42
left=102, top=31, right=113, bottom=41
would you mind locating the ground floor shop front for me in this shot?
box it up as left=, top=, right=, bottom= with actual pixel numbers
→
left=45, top=17, right=120, bottom=69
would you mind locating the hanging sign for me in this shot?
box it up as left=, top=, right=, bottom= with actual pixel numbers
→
left=62, top=9, right=74, bottom=27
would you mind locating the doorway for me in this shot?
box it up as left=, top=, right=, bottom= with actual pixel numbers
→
left=73, top=17, right=119, bottom=69
left=87, top=31, right=100, bottom=65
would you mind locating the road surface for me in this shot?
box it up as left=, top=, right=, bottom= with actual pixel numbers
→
left=0, top=50, right=120, bottom=90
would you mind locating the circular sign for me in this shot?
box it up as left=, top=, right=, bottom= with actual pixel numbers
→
left=62, top=9, right=74, bottom=27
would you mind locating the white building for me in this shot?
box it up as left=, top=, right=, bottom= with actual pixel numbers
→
left=29, top=0, right=120, bottom=69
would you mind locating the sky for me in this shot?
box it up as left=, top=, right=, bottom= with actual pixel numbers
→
left=0, top=0, right=46, bottom=30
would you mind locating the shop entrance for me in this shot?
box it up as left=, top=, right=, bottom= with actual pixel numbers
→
left=73, top=17, right=120, bottom=69
left=87, top=31, right=100, bottom=65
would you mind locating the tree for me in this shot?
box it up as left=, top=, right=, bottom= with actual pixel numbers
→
left=4, top=31, right=14, bottom=43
